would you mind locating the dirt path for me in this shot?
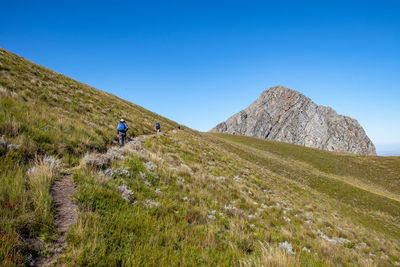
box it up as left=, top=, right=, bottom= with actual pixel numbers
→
left=34, top=131, right=173, bottom=265
left=35, top=174, right=78, bottom=266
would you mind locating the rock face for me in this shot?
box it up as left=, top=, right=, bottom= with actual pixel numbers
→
left=210, top=86, right=376, bottom=155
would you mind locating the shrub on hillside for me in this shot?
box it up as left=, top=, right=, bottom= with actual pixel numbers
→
left=82, top=152, right=110, bottom=169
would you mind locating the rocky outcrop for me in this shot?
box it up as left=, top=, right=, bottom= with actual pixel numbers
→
left=210, top=86, right=376, bottom=155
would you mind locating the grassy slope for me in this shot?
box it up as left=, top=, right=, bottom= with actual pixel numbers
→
left=1, top=48, right=399, bottom=266
left=63, top=130, right=400, bottom=266
left=209, top=134, right=400, bottom=235
left=0, top=48, right=177, bottom=265
left=212, top=134, right=400, bottom=196
left=0, top=48, right=177, bottom=157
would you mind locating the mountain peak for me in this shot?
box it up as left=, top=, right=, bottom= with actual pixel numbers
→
left=211, top=86, right=376, bottom=155
left=261, top=85, right=294, bottom=95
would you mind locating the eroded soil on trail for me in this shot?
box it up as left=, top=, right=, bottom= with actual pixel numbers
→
left=35, top=174, right=77, bottom=266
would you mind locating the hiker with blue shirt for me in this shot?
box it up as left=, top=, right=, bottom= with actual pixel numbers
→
left=117, top=119, right=128, bottom=146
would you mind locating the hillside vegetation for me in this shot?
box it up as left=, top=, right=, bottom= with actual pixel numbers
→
left=1, top=48, right=399, bottom=266
left=0, top=48, right=177, bottom=265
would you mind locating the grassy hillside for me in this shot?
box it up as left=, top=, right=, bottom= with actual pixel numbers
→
left=0, top=48, right=177, bottom=265
left=1, top=48, right=399, bottom=266
left=213, top=134, right=400, bottom=197
left=0, top=48, right=177, bottom=158
left=210, top=134, right=400, bottom=236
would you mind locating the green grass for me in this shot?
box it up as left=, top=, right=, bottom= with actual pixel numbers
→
left=63, top=160, right=239, bottom=266
left=0, top=48, right=178, bottom=265
left=214, top=133, right=400, bottom=196
left=210, top=134, right=400, bottom=237
left=62, top=140, right=327, bottom=266
left=0, top=154, right=58, bottom=265
left=0, top=48, right=178, bottom=157
left=63, top=130, right=400, bottom=265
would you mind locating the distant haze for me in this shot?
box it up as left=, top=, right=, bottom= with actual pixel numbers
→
left=375, top=144, right=400, bottom=156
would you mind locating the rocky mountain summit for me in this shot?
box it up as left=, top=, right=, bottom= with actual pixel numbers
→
left=210, top=86, right=376, bottom=155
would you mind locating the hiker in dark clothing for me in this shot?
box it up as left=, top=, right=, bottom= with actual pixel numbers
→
left=155, top=122, right=161, bottom=133
left=117, top=119, right=128, bottom=146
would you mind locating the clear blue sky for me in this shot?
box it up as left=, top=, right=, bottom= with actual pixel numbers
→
left=1, top=0, right=399, bottom=155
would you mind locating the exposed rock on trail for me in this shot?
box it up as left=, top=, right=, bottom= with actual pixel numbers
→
left=210, top=86, right=376, bottom=155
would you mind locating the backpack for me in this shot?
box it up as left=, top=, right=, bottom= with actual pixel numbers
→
left=155, top=122, right=160, bottom=129
left=117, top=122, right=126, bottom=131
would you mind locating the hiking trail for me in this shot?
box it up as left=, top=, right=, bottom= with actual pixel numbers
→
left=34, top=130, right=173, bottom=266
left=34, top=174, right=77, bottom=266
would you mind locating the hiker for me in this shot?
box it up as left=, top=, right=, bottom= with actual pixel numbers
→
left=117, top=119, right=128, bottom=146
left=177, top=125, right=181, bottom=130
left=155, top=122, right=161, bottom=133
